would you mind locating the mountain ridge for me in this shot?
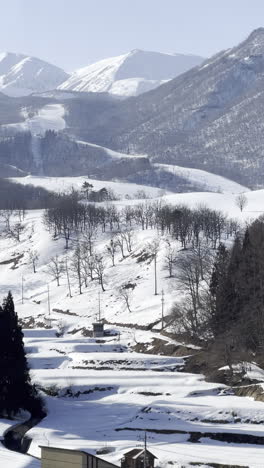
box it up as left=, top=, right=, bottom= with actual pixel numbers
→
left=0, top=52, right=69, bottom=97
left=81, top=28, right=264, bottom=187
left=59, top=49, right=205, bottom=96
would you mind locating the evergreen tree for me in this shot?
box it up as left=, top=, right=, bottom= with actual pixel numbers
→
left=238, top=220, right=264, bottom=351
left=210, top=219, right=264, bottom=358
left=0, top=292, right=44, bottom=417
left=210, top=243, right=230, bottom=336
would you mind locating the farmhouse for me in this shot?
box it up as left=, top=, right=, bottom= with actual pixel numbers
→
left=41, top=446, right=119, bottom=468
left=121, top=449, right=157, bottom=468
left=93, top=321, right=105, bottom=337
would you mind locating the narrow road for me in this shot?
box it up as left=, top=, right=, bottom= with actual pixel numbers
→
left=3, top=416, right=43, bottom=454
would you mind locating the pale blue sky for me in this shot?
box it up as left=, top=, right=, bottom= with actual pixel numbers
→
left=1, top=0, right=264, bottom=70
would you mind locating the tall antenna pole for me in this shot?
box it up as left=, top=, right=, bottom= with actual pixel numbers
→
left=161, top=289, right=164, bottom=329
left=21, top=276, right=24, bottom=304
left=98, top=290, right=101, bottom=322
left=65, top=256, right=72, bottom=298
left=154, top=253, right=157, bottom=295
left=144, top=432, right=147, bottom=468
left=47, top=284, right=51, bottom=326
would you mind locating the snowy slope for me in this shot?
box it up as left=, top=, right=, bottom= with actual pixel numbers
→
left=1, top=185, right=264, bottom=467
left=12, top=157, right=249, bottom=196
left=59, top=49, right=204, bottom=97
left=155, top=163, right=248, bottom=194
left=3, top=104, right=66, bottom=135
left=98, top=29, right=264, bottom=188
left=11, top=176, right=166, bottom=198
left=0, top=52, right=69, bottom=97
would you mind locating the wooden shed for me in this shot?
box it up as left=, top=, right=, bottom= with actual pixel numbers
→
left=41, top=446, right=119, bottom=468
left=93, top=321, right=104, bottom=337
left=121, top=449, right=157, bottom=468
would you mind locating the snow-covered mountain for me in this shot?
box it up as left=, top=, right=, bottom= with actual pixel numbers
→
left=81, top=28, right=264, bottom=188
left=59, top=49, right=204, bottom=96
left=0, top=52, right=69, bottom=97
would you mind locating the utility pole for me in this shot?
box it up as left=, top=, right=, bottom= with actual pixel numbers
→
left=98, top=290, right=101, bottom=321
left=65, top=256, right=72, bottom=298
left=161, top=289, right=165, bottom=329
left=47, top=284, right=51, bottom=327
left=154, top=252, right=157, bottom=295
left=21, top=276, right=24, bottom=304
left=143, top=432, right=147, bottom=468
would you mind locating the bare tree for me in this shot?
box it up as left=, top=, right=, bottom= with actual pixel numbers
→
left=10, top=222, right=25, bottom=242
left=172, top=246, right=214, bottom=338
left=235, top=193, right=248, bottom=212
left=119, top=283, right=134, bottom=313
left=79, top=245, right=97, bottom=287
left=93, top=254, right=106, bottom=292
left=115, top=232, right=126, bottom=259
left=86, top=254, right=96, bottom=281
left=71, top=244, right=83, bottom=294
left=105, top=239, right=118, bottom=266
left=164, top=239, right=177, bottom=277
left=65, top=255, right=72, bottom=298
left=122, top=228, right=134, bottom=253
left=47, top=255, right=65, bottom=286
left=83, top=224, right=97, bottom=256
left=0, top=209, right=13, bottom=232
left=29, top=249, right=39, bottom=273
left=16, top=209, right=27, bottom=222
left=147, top=237, right=160, bottom=295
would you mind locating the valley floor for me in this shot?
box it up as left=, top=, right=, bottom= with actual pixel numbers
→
left=0, top=178, right=264, bottom=467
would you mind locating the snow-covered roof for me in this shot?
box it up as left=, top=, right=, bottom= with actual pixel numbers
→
left=123, top=449, right=157, bottom=459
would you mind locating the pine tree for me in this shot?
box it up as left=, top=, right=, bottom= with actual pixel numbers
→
left=0, top=292, right=44, bottom=417
left=221, top=237, right=242, bottom=332
left=238, top=220, right=264, bottom=351
left=210, top=238, right=242, bottom=338
left=210, top=243, right=230, bottom=336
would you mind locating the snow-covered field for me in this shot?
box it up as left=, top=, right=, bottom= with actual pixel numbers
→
left=3, top=103, right=66, bottom=135
left=155, top=163, right=248, bottom=194
left=11, top=176, right=168, bottom=199
left=1, top=180, right=264, bottom=467
left=25, top=329, right=264, bottom=467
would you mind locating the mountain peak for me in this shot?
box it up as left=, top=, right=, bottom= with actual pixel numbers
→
left=59, top=50, right=204, bottom=97
left=238, top=27, right=264, bottom=54
left=0, top=52, right=69, bottom=97
left=247, top=27, right=264, bottom=39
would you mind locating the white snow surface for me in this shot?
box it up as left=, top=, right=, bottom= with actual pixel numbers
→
left=0, top=52, right=68, bottom=97
left=59, top=53, right=129, bottom=94
left=59, top=49, right=204, bottom=97
left=109, top=77, right=168, bottom=97
left=1, top=184, right=264, bottom=467
left=76, top=140, right=147, bottom=160
left=3, top=104, right=66, bottom=136
left=155, top=163, right=248, bottom=194
left=11, top=176, right=165, bottom=199
left=11, top=156, right=250, bottom=199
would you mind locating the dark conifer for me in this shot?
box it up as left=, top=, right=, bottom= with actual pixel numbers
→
left=210, top=243, right=230, bottom=336
left=0, top=292, right=44, bottom=417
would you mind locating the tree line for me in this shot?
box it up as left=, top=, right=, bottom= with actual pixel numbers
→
left=42, top=192, right=239, bottom=296
left=44, top=192, right=238, bottom=249
left=172, top=216, right=264, bottom=375
left=0, top=179, right=58, bottom=210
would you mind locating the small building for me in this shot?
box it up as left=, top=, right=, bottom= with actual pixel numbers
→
left=121, top=449, right=157, bottom=468
left=41, top=446, right=119, bottom=468
left=93, top=321, right=104, bottom=338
